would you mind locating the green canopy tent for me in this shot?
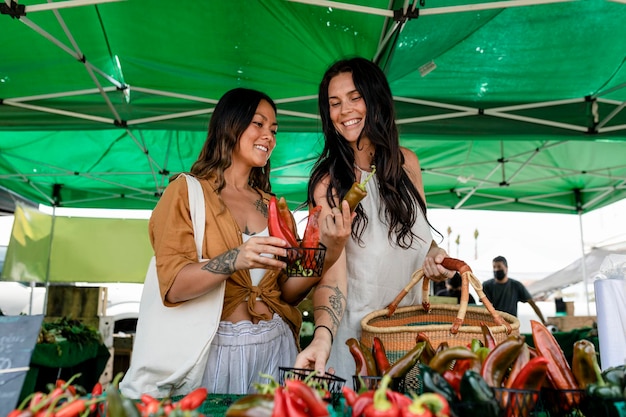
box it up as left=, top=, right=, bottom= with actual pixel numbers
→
left=1, top=0, right=626, bottom=293
left=1, top=0, right=625, bottom=214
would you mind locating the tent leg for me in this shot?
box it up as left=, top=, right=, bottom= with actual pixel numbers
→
left=578, top=211, right=591, bottom=316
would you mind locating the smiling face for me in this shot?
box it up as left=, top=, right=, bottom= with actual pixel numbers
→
left=233, top=99, right=278, bottom=168
left=328, top=71, right=367, bottom=146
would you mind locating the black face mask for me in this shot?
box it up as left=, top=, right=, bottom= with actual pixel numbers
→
left=494, top=270, right=506, bottom=280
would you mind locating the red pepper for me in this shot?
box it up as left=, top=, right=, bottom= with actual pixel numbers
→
left=373, top=337, right=392, bottom=375
left=363, top=375, right=400, bottom=417
left=441, top=370, right=462, bottom=397
left=301, top=205, right=322, bottom=271
left=272, top=386, right=287, bottom=417
left=352, top=391, right=375, bottom=417
left=284, top=379, right=329, bottom=417
left=401, top=393, right=449, bottom=417
left=277, top=196, right=299, bottom=240
left=268, top=196, right=299, bottom=247
left=480, top=322, right=497, bottom=350
left=504, top=342, right=530, bottom=389
left=530, top=320, right=579, bottom=407
left=28, top=393, right=46, bottom=411
left=301, top=205, right=321, bottom=248
left=415, top=333, right=436, bottom=365
left=505, top=356, right=549, bottom=417
left=346, top=338, right=375, bottom=376
left=386, top=391, right=412, bottom=410
left=54, top=399, right=86, bottom=417
left=89, top=382, right=103, bottom=413
left=342, top=386, right=359, bottom=407
left=284, top=389, right=310, bottom=417
left=480, top=334, right=525, bottom=387
left=178, top=387, right=208, bottom=410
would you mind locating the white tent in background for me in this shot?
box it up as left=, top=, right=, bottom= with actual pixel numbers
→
left=527, top=247, right=626, bottom=300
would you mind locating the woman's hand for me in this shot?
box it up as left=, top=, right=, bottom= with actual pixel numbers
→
left=234, top=236, right=289, bottom=271
left=294, top=337, right=333, bottom=375
left=422, top=242, right=454, bottom=282
left=319, top=200, right=353, bottom=268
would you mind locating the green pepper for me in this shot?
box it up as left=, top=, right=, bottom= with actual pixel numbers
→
left=572, top=339, right=601, bottom=389
left=459, top=370, right=500, bottom=417
left=106, top=373, right=126, bottom=417
left=121, top=397, right=142, bottom=417
left=602, top=365, right=625, bottom=389
left=417, top=363, right=458, bottom=404
left=587, top=383, right=623, bottom=400
left=225, top=394, right=274, bottom=417
left=385, top=342, right=425, bottom=380
left=343, top=166, right=376, bottom=212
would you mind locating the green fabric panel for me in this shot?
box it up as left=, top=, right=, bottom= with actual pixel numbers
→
left=2, top=203, right=153, bottom=283
left=49, top=216, right=152, bottom=283
left=2, top=204, right=52, bottom=282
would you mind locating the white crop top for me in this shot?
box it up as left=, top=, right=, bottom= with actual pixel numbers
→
left=242, top=227, right=270, bottom=286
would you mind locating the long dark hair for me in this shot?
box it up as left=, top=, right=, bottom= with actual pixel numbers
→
left=190, top=88, right=276, bottom=193
left=308, top=57, right=433, bottom=248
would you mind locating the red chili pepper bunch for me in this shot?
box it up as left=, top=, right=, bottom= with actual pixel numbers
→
left=134, top=388, right=208, bottom=417
left=342, top=374, right=450, bottom=417
left=268, top=196, right=324, bottom=275
left=226, top=373, right=330, bottom=417
left=8, top=374, right=105, bottom=417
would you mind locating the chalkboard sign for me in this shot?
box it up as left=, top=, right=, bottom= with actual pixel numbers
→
left=0, top=315, right=44, bottom=417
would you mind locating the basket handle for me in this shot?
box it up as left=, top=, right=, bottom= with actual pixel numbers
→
left=385, top=257, right=513, bottom=335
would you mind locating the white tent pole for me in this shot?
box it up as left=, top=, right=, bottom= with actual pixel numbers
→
left=42, top=205, right=57, bottom=316
left=596, top=100, right=626, bottom=130
left=25, top=0, right=123, bottom=13
left=578, top=210, right=591, bottom=316
left=288, top=0, right=578, bottom=17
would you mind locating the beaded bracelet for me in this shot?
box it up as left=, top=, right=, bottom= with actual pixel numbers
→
left=314, top=324, right=334, bottom=345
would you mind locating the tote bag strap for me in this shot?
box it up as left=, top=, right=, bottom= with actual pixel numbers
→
left=182, top=174, right=205, bottom=260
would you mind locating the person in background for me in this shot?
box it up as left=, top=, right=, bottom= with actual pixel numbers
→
left=483, top=255, right=546, bottom=323
left=435, top=272, right=476, bottom=304
left=293, top=57, right=454, bottom=380
left=125, top=88, right=349, bottom=395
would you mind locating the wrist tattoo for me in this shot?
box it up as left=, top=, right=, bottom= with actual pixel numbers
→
left=202, top=248, right=239, bottom=275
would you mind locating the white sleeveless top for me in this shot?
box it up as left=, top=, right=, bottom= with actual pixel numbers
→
left=327, top=167, right=433, bottom=380
left=242, top=227, right=270, bottom=286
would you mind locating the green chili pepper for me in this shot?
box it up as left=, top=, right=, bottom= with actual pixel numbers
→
left=459, top=370, right=500, bottom=417
left=417, top=363, right=458, bottom=405
left=385, top=342, right=425, bottom=380
left=224, top=394, right=274, bottom=417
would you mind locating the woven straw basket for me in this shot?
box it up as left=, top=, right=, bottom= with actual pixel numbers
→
left=360, top=304, right=520, bottom=363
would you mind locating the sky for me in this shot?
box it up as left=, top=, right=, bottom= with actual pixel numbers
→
left=1, top=198, right=625, bottom=282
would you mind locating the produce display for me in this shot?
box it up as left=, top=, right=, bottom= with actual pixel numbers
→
left=346, top=320, right=626, bottom=417
left=8, top=320, right=625, bottom=417
left=9, top=373, right=208, bottom=417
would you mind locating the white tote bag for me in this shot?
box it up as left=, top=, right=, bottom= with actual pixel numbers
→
left=120, top=174, right=226, bottom=399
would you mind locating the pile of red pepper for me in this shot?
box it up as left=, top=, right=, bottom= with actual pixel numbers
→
left=8, top=373, right=209, bottom=417
left=225, top=373, right=331, bottom=417
left=268, top=196, right=324, bottom=276
left=342, top=375, right=450, bottom=417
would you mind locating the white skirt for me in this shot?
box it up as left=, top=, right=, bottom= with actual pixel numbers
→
left=201, top=313, right=297, bottom=394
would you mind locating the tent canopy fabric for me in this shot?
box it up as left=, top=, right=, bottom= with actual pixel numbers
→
left=1, top=0, right=626, bottom=213
left=527, top=247, right=626, bottom=298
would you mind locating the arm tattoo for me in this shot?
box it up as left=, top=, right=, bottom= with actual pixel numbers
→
left=314, top=284, right=346, bottom=331
left=202, top=248, right=239, bottom=275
